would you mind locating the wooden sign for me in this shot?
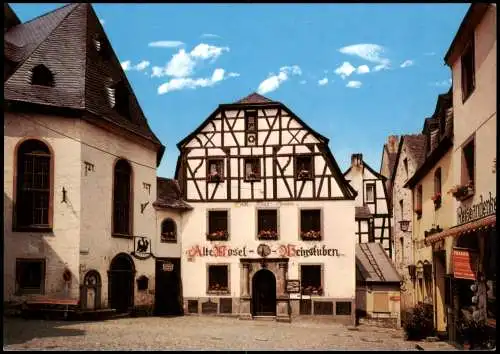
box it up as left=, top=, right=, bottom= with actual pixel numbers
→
left=286, top=280, right=300, bottom=293
left=453, top=248, right=478, bottom=280
left=289, top=293, right=301, bottom=300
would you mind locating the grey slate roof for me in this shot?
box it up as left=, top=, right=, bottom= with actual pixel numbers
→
left=234, top=92, right=276, bottom=104
left=355, top=206, right=372, bottom=219
left=356, top=243, right=401, bottom=283
left=154, top=177, right=193, bottom=211
left=403, top=134, right=427, bottom=169
left=4, top=3, right=165, bottom=165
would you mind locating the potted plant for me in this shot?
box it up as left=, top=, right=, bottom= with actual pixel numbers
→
left=449, top=181, right=474, bottom=201
left=403, top=303, right=434, bottom=340
left=257, top=229, right=278, bottom=240
left=431, top=193, right=442, bottom=208
left=208, top=171, right=222, bottom=182
left=300, top=230, right=321, bottom=240
left=207, top=230, right=229, bottom=240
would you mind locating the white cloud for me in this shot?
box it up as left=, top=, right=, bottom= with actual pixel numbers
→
left=373, top=63, right=390, bottom=72
left=201, top=33, right=220, bottom=38
left=99, top=19, right=105, bottom=25
left=339, top=43, right=390, bottom=66
left=318, top=77, right=328, bottom=86
left=346, top=81, right=362, bottom=88
left=356, top=65, right=370, bottom=74
left=165, top=49, right=196, bottom=78
left=228, top=72, right=240, bottom=78
left=158, top=68, right=235, bottom=94
left=334, top=61, right=356, bottom=79
left=299, top=80, right=307, bottom=85
left=151, top=66, right=164, bottom=78
left=135, top=60, right=150, bottom=71
left=257, top=65, right=302, bottom=94
left=400, top=59, right=414, bottom=68
left=430, top=78, right=452, bottom=87
left=121, top=60, right=131, bottom=71
left=148, top=41, right=184, bottom=48
left=190, top=43, right=229, bottom=61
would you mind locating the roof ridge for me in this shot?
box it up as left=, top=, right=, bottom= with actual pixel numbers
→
left=13, top=3, right=76, bottom=27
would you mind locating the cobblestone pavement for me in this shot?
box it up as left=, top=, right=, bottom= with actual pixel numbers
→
left=3, top=315, right=423, bottom=351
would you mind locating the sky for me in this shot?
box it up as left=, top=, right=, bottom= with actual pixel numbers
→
left=12, top=3, right=470, bottom=179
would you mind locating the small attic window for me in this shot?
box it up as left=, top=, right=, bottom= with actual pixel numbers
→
left=93, top=34, right=111, bottom=59
left=31, top=64, right=54, bottom=87
left=107, top=81, right=130, bottom=119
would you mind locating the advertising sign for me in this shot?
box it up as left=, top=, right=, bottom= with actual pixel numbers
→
left=286, top=280, right=301, bottom=294
left=453, top=248, right=479, bottom=280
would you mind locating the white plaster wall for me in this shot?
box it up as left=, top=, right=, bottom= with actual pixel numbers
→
left=181, top=200, right=356, bottom=300
left=155, top=209, right=183, bottom=258
left=4, top=112, right=82, bottom=301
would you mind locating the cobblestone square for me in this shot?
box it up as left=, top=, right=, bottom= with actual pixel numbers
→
left=2, top=315, right=428, bottom=351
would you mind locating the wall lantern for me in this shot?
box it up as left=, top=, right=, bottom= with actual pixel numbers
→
left=399, top=220, right=410, bottom=232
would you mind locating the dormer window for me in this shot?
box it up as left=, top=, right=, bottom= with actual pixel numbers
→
left=207, top=159, right=224, bottom=183
left=94, top=34, right=111, bottom=60
left=31, top=64, right=54, bottom=87
left=107, top=81, right=130, bottom=119
left=296, top=155, right=313, bottom=180
left=244, top=158, right=260, bottom=181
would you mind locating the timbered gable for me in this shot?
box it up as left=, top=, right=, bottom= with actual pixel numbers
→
left=175, top=93, right=356, bottom=203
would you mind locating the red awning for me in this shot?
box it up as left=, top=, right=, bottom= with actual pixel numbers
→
left=424, top=214, right=496, bottom=246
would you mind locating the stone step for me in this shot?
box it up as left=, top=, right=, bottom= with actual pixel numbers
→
left=253, top=316, right=276, bottom=321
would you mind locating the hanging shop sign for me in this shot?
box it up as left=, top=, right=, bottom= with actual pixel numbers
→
left=131, top=236, right=153, bottom=260
left=456, top=192, right=496, bottom=226
left=185, top=243, right=341, bottom=259
left=286, top=280, right=301, bottom=294
left=452, top=247, right=479, bottom=280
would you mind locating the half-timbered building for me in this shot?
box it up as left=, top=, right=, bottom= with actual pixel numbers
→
left=344, top=154, right=393, bottom=258
left=175, top=93, right=358, bottom=323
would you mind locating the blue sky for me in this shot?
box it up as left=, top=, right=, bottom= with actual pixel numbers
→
left=12, top=3, right=469, bottom=178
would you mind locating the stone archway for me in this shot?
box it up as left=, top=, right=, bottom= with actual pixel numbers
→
left=252, top=269, right=277, bottom=316
left=108, top=253, right=135, bottom=313
left=81, top=270, right=102, bottom=310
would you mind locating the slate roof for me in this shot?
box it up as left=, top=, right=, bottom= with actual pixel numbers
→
left=355, top=206, right=372, bottom=220
left=234, top=92, right=276, bottom=104
left=4, top=3, right=21, bottom=32
left=356, top=243, right=401, bottom=283
left=403, top=134, right=427, bottom=170
left=154, top=177, right=193, bottom=211
left=4, top=3, right=165, bottom=165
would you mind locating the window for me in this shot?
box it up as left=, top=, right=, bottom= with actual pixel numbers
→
left=300, top=265, right=323, bottom=295
left=137, top=276, right=149, bottom=291
left=434, top=168, right=442, bottom=196
left=31, top=64, right=54, bottom=87
left=113, top=159, right=132, bottom=236
left=300, top=209, right=321, bottom=240
left=399, top=200, right=404, bottom=220
left=403, top=158, right=409, bottom=180
left=244, top=158, right=260, bottom=181
left=15, top=139, right=52, bottom=230
left=207, top=265, right=229, bottom=293
left=207, top=159, right=224, bottom=183
left=16, top=259, right=45, bottom=295
left=415, top=185, right=422, bottom=218
left=207, top=210, right=229, bottom=240
left=111, top=81, right=130, bottom=119
left=400, top=237, right=405, bottom=262
left=245, top=111, right=257, bottom=131
left=461, top=39, right=475, bottom=101
left=296, top=155, right=313, bottom=180
left=365, top=183, right=375, bottom=203
left=461, top=138, right=475, bottom=188
left=93, top=34, right=111, bottom=59
left=161, top=218, right=177, bottom=243
left=336, top=301, right=352, bottom=316
left=373, top=292, right=390, bottom=313
left=257, top=209, right=278, bottom=240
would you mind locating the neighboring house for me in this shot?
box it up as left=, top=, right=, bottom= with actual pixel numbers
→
left=389, top=134, right=427, bottom=312
left=423, top=3, right=496, bottom=345
left=344, top=154, right=393, bottom=258
left=404, top=90, right=454, bottom=337
left=380, top=135, right=400, bottom=204
left=3, top=3, right=167, bottom=314
left=174, top=92, right=358, bottom=323
left=355, top=243, right=402, bottom=329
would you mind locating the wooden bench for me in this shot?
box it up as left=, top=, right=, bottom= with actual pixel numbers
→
left=22, top=297, right=79, bottom=320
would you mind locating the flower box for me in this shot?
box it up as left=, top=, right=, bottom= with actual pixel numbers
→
left=207, top=230, right=229, bottom=241
left=257, top=230, right=278, bottom=240
left=245, top=171, right=261, bottom=181
left=208, top=174, right=222, bottom=183
left=431, top=193, right=442, bottom=208
left=424, top=226, right=443, bottom=238
left=208, top=283, right=229, bottom=292
left=449, top=182, right=474, bottom=201
left=300, top=230, right=321, bottom=241
left=297, top=170, right=312, bottom=180
left=302, top=286, right=323, bottom=296
left=161, top=232, right=176, bottom=242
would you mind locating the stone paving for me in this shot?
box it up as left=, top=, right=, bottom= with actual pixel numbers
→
left=3, top=315, right=444, bottom=351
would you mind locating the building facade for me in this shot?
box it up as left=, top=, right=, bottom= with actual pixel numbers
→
left=175, top=93, right=358, bottom=323
left=344, top=154, right=393, bottom=258
left=423, top=3, right=496, bottom=346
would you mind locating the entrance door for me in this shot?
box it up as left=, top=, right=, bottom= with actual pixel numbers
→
left=155, top=258, right=183, bottom=316
left=108, top=253, right=135, bottom=313
left=252, top=269, right=277, bottom=316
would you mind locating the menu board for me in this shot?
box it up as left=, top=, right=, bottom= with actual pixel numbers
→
left=286, top=280, right=301, bottom=293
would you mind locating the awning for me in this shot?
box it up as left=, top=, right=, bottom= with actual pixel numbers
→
left=424, top=214, right=496, bottom=246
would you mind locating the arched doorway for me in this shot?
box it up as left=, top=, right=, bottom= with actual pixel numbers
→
left=81, top=270, right=102, bottom=310
left=252, top=269, right=276, bottom=316
left=108, top=253, right=135, bottom=313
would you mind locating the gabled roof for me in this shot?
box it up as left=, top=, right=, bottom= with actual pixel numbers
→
left=4, top=3, right=165, bottom=165
left=234, top=92, right=276, bottom=104
left=343, top=157, right=387, bottom=181
left=154, top=177, right=193, bottom=211
left=4, top=3, right=21, bottom=31
left=391, top=134, right=427, bottom=182
left=356, top=243, right=401, bottom=283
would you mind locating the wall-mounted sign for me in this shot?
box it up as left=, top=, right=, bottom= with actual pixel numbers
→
left=453, top=248, right=479, bottom=280
left=162, top=262, right=174, bottom=272
left=185, top=244, right=341, bottom=259
left=257, top=244, right=271, bottom=258
left=286, top=280, right=301, bottom=294
left=132, top=236, right=153, bottom=260
left=457, top=192, right=496, bottom=226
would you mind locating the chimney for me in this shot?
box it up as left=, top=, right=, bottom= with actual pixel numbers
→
left=387, top=135, right=399, bottom=154
left=351, top=153, right=363, bottom=168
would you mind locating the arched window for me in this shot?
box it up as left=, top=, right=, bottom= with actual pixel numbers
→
left=113, top=159, right=132, bottom=236
left=161, top=218, right=177, bottom=243
left=31, top=64, right=54, bottom=87
left=15, top=139, right=52, bottom=230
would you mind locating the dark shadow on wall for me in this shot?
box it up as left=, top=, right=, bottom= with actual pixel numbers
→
left=2, top=317, right=86, bottom=346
